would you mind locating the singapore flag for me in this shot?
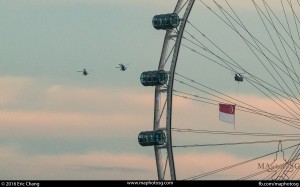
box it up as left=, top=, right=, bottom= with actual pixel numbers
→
left=219, top=104, right=236, bottom=124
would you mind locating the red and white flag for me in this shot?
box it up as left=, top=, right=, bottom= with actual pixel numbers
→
left=219, top=104, right=236, bottom=124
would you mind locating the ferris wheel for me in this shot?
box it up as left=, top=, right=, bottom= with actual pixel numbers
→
left=138, top=0, right=300, bottom=180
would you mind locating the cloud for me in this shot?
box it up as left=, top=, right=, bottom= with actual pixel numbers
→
left=0, top=78, right=296, bottom=142
left=0, top=144, right=285, bottom=180
left=0, top=76, right=33, bottom=105
left=44, top=85, right=155, bottom=113
left=0, top=76, right=298, bottom=179
left=0, top=79, right=194, bottom=139
left=0, top=145, right=155, bottom=179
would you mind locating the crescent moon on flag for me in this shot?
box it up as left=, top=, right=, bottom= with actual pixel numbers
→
left=229, top=106, right=233, bottom=113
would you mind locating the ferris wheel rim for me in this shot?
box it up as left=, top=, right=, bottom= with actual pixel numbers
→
left=153, top=0, right=196, bottom=180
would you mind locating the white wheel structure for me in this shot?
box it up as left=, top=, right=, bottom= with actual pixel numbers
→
left=153, top=0, right=195, bottom=180
left=144, top=0, right=300, bottom=180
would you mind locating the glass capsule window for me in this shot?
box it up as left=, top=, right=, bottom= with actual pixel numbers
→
left=170, top=13, right=180, bottom=27
left=152, top=13, right=180, bottom=30
left=138, top=130, right=166, bottom=146
left=140, top=70, right=168, bottom=86
left=155, top=130, right=166, bottom=145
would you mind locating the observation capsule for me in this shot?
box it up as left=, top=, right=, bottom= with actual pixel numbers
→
left=152, top=13, right=180, bottom=30
left=138, top=130, right=166, bottom=146
left=234, top=74, right=243, bottom=82
left=140, top=70, right=168, bottom=87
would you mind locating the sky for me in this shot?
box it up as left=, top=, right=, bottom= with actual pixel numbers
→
left=1, top=0, right=300, bottom=180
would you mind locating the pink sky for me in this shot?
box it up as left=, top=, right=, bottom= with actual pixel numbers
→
left=0, top=76, right=298, bottom=179
left=1, top=0, right=300, bottom=180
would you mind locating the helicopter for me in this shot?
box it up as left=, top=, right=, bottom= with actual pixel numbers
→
left=234, top=73, right=243, bottom=82
left=116, top=64, right=129, bottom=71
left=77, top=68, right=89, bottom=76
